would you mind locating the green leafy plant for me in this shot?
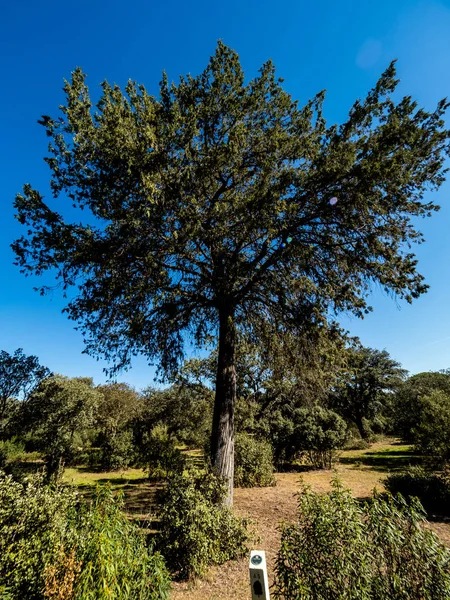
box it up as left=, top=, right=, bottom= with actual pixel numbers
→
left=234, top=432, right=276, bottom=488
left=73, top=486, right=170, bottom=600
left=413, top=390, right=450, bottom=463
left=156, top=468, right=251, bottom=579
left=0, top=472, right=170, bottom=599
left=0, top=471, right=75, bottom=599
left=97, top=429, right=136, bottom=471
left=139, top=424, right=186, bottom=480
left=273, top=478, right=450, bottom=599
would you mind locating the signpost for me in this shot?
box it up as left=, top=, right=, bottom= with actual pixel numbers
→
left=249, top=550, right=270, bottom=599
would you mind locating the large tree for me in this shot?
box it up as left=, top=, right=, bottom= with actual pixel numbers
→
left=12, top=43, right=449, bottom=503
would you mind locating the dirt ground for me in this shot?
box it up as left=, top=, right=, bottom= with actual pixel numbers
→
left=170, top=448, right=450, bottom=600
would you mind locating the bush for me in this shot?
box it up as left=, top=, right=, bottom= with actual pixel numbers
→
left=139, top=424, right=186, bottom=480
left=98, top=429, right=136, bottom=470
left=156, top=468, right=251, bottom=580
left=72, top=486, right=170, bottom=600
left=294, top=406, right=347, bottom=468
left=0, top=439, right=26, bottom=465
left=273, top=479, right=450, bottom=600
left=0, top=471, right=75, bottom=599
left=385, top=466, right=450, bottom=517
left=234, top=432, right=276, bottom=488
left=0, top=472, right=171, bottom=599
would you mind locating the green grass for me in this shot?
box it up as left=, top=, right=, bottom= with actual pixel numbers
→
left=63, top=466, right=148, bottom=487
left=339, top=440, right=422, bottom=472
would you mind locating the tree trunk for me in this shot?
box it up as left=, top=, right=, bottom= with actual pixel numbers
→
left=211, top=308, right=236, bottom=506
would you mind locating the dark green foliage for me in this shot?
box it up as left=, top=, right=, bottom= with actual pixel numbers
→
left=95, top=382, right=142, bottom=470
left=97, top=429, right=136, bottom=471
left=294, top=406, right=347, bottom=469
left=13, top=47, right=450, bottom=375
left=18, top=375, right=101, bottom=480
left=234, top=432, right=276, bottom=488
left=156, top=468, right=251, bottom=579
left=385, top=466, right=450, bottom=517
left=273, top=479, right=450, bottom=600
left=0, top=472, right=171, bottom=599
left=329, top=345, right=407, bottom=439
left=394, top=370, right=450, bottom=441
left=412, top=390, right=450, bottom=463
left=139, top=424, right=186, bottom=480
left=13, top=42, right=450, bottom=502
left=0, top=349, right=50, bottom=435
left=136, top=384, right=213, bottom=450
left=269, top=406, right=347, bottom=468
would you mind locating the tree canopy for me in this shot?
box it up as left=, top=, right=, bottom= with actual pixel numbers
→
left=0, top=348, right=50, bottom=432
left=12, top=42, right=450, bottom=502
left=329, top=345, right=408, bottom=439
left=21, top=375, right=100, bottom=478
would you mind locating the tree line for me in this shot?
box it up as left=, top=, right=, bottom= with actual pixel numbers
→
left=2, top=340, right=449, bottom=481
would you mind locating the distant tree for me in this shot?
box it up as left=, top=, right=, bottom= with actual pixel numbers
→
left=329, top=346, right=407, bottom=439
left=21, top=375, right=101, bottom=478
left=12, top=44, right=450, bottom=503
left=137, top=383, right=214, bottom=450
left=413, top=390, right=450, bottom=463
left=394, top=370, right=450, bottom=441
left=95, top=382, right=142, bottom=469
left=0, top=348, right=50, bottom=434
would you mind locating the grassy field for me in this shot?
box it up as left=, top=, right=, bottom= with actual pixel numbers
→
left=54, top=439, right=450, bottom=599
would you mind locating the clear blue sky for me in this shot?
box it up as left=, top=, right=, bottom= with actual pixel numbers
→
left=1, top=0, right=450, bottom=390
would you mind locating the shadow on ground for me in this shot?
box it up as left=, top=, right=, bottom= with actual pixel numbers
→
left=339, top=449, right=422, bottom=472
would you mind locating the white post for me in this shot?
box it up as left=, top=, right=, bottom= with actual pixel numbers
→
left=249, top=550, right=270, bottom=599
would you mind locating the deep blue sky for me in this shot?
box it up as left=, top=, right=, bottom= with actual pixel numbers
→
left=1, top=0, right=450, bottom=390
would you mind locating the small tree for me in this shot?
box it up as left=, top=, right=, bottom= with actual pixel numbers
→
left=294, top=406, right=347, bottom=468
left=394, top=370, right=450, bottom=441
left=95, top=382, right=142, bottom=469
left=13, top=43, right=450, bottom=503
left=0, top=348, right=50, bottom=433
left=21, top=375, right=101, bottom=478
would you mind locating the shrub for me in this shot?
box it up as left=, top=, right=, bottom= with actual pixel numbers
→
left=98, top=429, right=136, bottom=471
left=234, top=432, right=276, bottom=488
left=72, top=486, right=170, bottom=600
left=140, top=424, right=186, bottom=480
left=0, top=472, right=171, bottom=599
left=385, top=466, right=450, bottom=517
left=156, top=468, right=251, bottom=580
left=273, top=478, right=450, bottom=600
left=294, top=406, right=347, bottom=468
left=0, top=471, right=75, bottom=599
left=0, top=439, right=26, bottom=465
